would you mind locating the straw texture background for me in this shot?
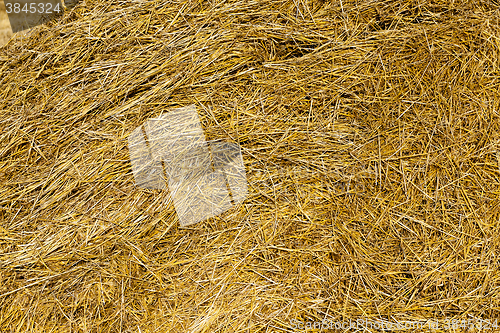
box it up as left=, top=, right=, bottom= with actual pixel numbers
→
left=1, top=0, right=500, bottom=332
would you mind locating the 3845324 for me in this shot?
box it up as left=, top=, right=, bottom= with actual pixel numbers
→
left=5, top=2, right=61, bottom=14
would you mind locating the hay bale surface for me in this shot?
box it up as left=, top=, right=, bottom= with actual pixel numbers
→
left=1, top=0, right=500, bottom=331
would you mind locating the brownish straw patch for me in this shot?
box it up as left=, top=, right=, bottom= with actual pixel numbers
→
left=1, top=0, right=500, bottom=332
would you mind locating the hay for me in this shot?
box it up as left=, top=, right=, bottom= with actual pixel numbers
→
left=0, top=0, right=13, bottom=47
left=1, top=0, right=500, bottom=331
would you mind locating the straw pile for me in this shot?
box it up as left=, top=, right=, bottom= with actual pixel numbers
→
left=1, top=0, right=500, bottom=331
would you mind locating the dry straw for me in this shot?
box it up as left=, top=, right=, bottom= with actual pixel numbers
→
left=0, top=1, right=13, bottom=46
left=1, top=0, right=500, bottom=332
